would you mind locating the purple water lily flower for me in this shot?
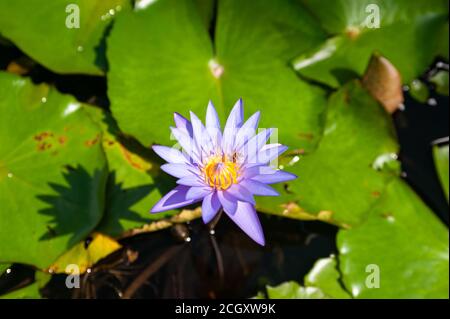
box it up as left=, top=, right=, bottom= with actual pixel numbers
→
left=151, top=99, right=296, bottom=246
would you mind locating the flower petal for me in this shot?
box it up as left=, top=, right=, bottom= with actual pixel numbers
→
left=174, top=112, right=193, bottom=137
left=225, top=184, right=255, bottom=204
left=225, top=201, right=265, bottom=246
left=206, top=100, right=221, bottom=131
left=243, top=128, right=274, bottom=164
left=235, top=111, right=260, bottom=150
left=217, top=190, right=238, bottom=215
left=222, top=99, right=244, bottom=153
left=202, top=191, right=221, bottom=224
left=160, top=163, right=197, bottom=179
left=252, top=170, right=297, bottom=184
left=176, top=175, right=206, bottom=187
left=240, top=179, right=279, bottom=196
left=256, top=143, right=288, bottom=164
left=205, top=101, right=222, bottom=150
left=152, top=145, right=187, bottom=164
left=224, top=98, right=244, bottom=130
left=186, top=186, right=212, bottom=201
left=240, top=164, right=271, bottom=179
left=150, top=185, right=200, bottom=213
left=171, top=127, right=200, bottom=162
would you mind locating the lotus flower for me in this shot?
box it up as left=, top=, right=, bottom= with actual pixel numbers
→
left=151, top=99, right=296, bottom=245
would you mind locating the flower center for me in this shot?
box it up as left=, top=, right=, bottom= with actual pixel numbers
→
left=203, top=155, right=238, bottom=190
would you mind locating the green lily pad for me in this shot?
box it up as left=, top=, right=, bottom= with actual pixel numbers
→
left=261, top=255, right=350, bottom=299
left=108, top=0, right=327, bottom=153
left=337, top=178, right=449, bottom=298
left=433, top=144, right=449, bottom=202
left=257, top=81, right=399, bottom=227
left=267, top=281, right=327, bottom=299
left=304, top=256, right=350, bottom=298
left=0, top=0, right=130, bottom=75
left=86, top=108, right=179, bottom=237
left=0, top=271, right=50, bottom=299
left=293, top=0, right=449, bottom=87
left=0, top=72, right=107, bottom=269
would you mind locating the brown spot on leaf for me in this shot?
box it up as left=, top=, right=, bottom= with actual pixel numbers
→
left=84, top=134, right=100, bottom=147
left=58, top=136, right=68, bottom=145
left=298, top=132, right=314, bottom=141
left=371, top=191, right=381, bottom=198
left=37, top=142, right=52, bottom=151
left=119, top=145, right=152, bottom=171
left=34, top=131, right=53, bottom=142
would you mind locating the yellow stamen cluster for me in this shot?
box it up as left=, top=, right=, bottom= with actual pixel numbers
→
left=203, top=155, right=238, bottom=190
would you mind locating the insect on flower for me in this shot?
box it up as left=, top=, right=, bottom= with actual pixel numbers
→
left=150, top=99, right=297, bottom=246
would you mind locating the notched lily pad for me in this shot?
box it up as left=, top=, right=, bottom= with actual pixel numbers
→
left=0, top=72, right=107, bottom=269
left=108, top=0, right=328, bottom=154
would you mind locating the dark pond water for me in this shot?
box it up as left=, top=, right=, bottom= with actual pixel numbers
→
left=0, top=42, right=448, bottom=298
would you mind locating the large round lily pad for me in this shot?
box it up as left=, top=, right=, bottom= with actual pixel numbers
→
left=108, top=0, right=328, bottom=153
left=0, top=72, right=107, bottom=269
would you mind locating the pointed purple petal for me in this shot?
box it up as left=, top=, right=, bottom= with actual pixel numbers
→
left=243, top=128, right=274, bottom=164
left=152, top=145, right=188, bottom=164
left=224, top=98, right=244, bottom=130
left=160, top=163, right=197, bottom=179
left=151, top=185, right=200, bottom=213
left=176, top=175, right=206, bottom=187
left=222, top=99, right=244, bottom=153
left=256, top=144, right=288, bottom=164
left=217, top=190, right=238, bottom=215
left=252, top=170, right=297, bottom=184
left=202, top=191, right=221, bottom=224
left=171, top=127, right=200, bottom=162
left=225, top=201, right=265, bottom=246
left=240, top=164, right=271, bottom=179
left=240, top=179, right=279, bottom=196
left=206, top=101, right=221, bottom=130
left=186, top=186, right=212, bottom=201
left=235, top=111, right=260, bottom=150
left=225, top=184, right=255, bottom=204
left=190, top=111, right=206, bottom=146
left=174, top=112, right=193, bottom=137
left=205, top=101, right=222, bottom=150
